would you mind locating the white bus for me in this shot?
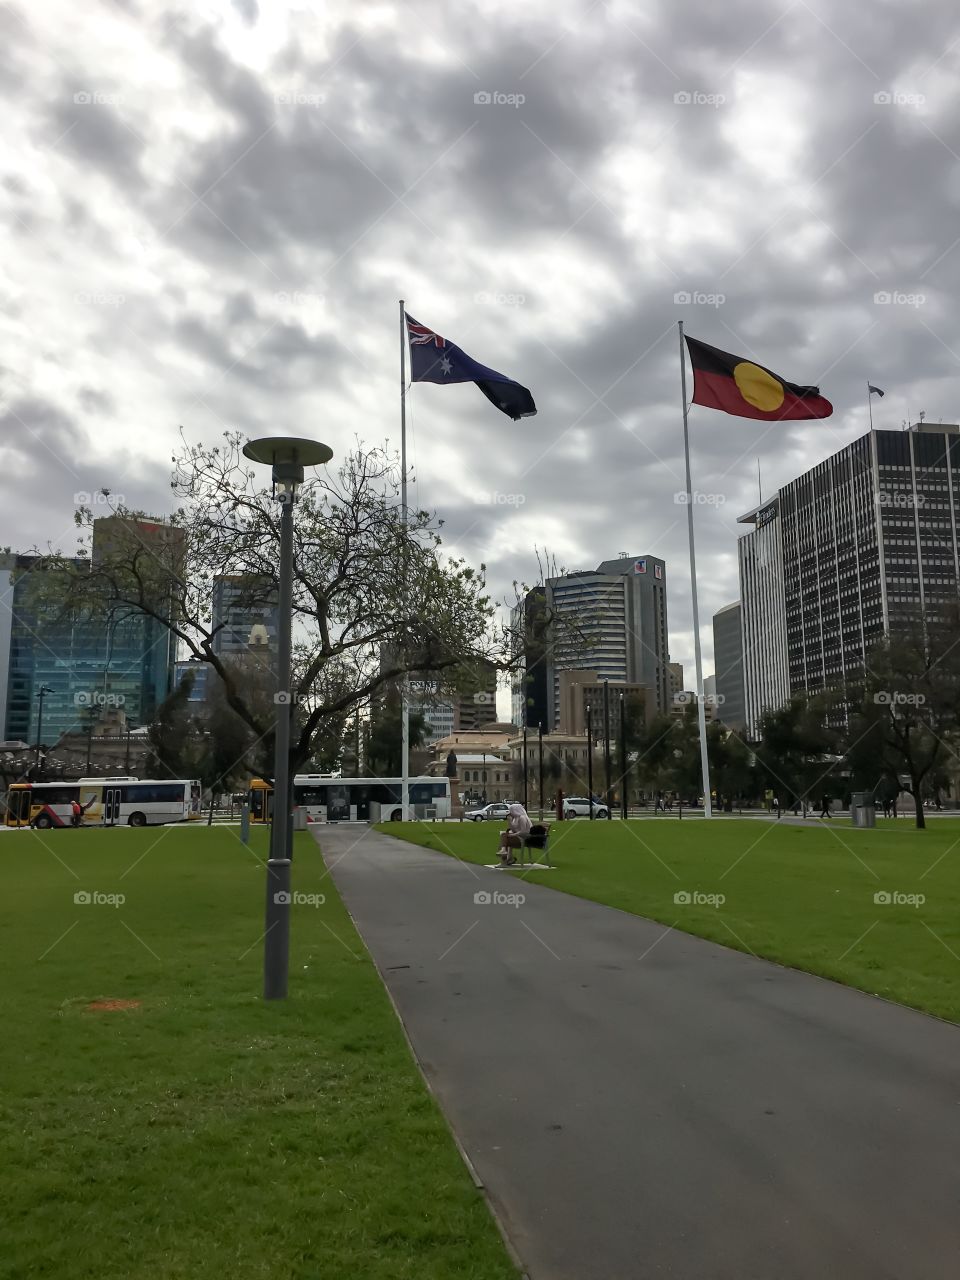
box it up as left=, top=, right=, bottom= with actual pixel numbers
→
left=293, top=774, right=451, bottom=823
left=4, top=778, right=202, bottom=829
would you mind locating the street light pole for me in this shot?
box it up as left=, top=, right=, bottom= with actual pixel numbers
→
left=538, top=721, right=544, bottom=821
left=522, top=722, right=528, bottom=810
left=35, top=685, right=54, bottom=774
left=602, top=679, right=612, bottom=810
left=586, top=702, right=594, bottom=820
left=619, top=692, right=628, bottom=821
left=243, top=436, right=333, bottom=1002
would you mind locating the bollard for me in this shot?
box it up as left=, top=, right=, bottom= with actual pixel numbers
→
left=240, top=801, right=250, bottom=844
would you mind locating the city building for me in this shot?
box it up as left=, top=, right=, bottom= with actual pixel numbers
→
left=671, top=691, right=720, bottom=722
left=2, top=519, right=182, bottom=750
left=211, top=574, right=278, bottom=659
left=511, top=586, right=550, bottom=729
left=407, top=675, right=455, bottom=745
left=556, top=669, right=647, bottom=736
left=738, top=423, right=960, bottom=736
left=453, top=659, right=499, bottom=731
left=668, top=661, right=684, bottom=704
left=377, top=649, right=498, bottom=746
left=711, top=602, right=746, bottom=731
left=544, top=555, right=670, bottom=728
left=429, top=753, right=514, bottom=804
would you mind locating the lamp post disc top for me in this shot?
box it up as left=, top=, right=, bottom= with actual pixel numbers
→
left=243, top=436, right=333, bottom=468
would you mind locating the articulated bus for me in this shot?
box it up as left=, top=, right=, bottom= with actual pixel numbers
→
left=248, top=775, right=451, bottom=824
left=3, top=778, right=202, bottom=829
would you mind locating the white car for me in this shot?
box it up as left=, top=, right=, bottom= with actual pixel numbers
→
left=564, top=796, right=611, bottom=819
left=465, top=802, right=512, bottom=822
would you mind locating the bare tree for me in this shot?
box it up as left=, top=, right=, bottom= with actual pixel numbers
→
left=33, top=434, right=500, bottom=778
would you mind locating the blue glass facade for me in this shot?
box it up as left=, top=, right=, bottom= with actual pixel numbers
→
left=2, top=554, right=176, bottom=748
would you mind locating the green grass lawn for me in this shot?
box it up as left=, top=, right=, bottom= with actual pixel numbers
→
left=378, top=816, right=960, bottom=1023
left=0, top=824, right=517, bottom=1280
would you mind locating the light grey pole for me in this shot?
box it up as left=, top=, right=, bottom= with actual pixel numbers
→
left=243, top=437, right=331, bottom=1000
left=263, top=488, right=295, bottom=1000
left=399, top=300, right=410, bottom=821
left=678, top=321, right=713, bottom=818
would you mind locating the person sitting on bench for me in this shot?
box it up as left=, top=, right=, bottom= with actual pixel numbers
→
left=498, top=803, right=531, bottom=866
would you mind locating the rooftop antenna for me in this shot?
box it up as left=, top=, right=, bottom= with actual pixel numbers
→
left=757, top=457, right=762, bottom=505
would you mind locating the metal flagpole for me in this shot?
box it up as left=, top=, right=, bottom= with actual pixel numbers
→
left=399, top=300, right=410, bottom=820
left=867, top=382, right=874, bottom=431
left=678, top=321, right=713, bottom=819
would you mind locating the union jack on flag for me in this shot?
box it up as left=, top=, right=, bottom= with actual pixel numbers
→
left=407, top=320, right=446, bottom=348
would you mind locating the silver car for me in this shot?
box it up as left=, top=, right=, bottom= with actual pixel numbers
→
left=465, top=802, right=512, bottom=822
left=563, top=796, right=611, bottom=819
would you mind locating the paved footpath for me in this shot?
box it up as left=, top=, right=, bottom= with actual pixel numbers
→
left=313, top=826, right=960, bottom=1280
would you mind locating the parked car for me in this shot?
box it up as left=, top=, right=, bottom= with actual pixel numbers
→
left=563, top=796, right=611, bottom=819
left=465, top=802, right=512, bottom=822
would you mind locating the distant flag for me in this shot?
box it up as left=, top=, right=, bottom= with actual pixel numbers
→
left=405, top=313, right=537, bottom=420
left=684, top=336, right=833, bottom=421
left=868, top=384, right=885, bottom=397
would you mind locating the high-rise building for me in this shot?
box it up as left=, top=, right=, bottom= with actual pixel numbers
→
left=2, top=546, right=177, bottom=747
left=738, top=423, right=960, bottom=735
left=511, top=586, right=550, bottom=729
left=211, top=574, right=278, bottom=658
left=711, top=601, right=746, bottom=731
left=454, top=659, right=499, bottom=731
left=544, top=555, right=669, bottom=728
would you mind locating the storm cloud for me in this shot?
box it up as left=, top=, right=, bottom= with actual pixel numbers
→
left=2, top=0, right=959, bottom=697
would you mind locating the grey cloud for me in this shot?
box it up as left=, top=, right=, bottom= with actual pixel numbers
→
left=3, top=0, right=960, bottom=682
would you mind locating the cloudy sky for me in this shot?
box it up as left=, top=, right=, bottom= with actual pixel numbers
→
left=3, top=0, right=959, bottom=705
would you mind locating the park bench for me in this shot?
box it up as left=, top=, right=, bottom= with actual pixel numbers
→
left=519, top=822, right=552, bottom=868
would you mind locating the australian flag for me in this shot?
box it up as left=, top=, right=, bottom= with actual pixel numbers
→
left=405, top=313, right=537, bottom=420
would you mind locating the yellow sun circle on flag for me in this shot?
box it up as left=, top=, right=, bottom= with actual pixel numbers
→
left=733, top=362, right=785, bottom=411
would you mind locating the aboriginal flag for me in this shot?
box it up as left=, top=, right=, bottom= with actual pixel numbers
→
left=685, top=337, right=833, bottom=421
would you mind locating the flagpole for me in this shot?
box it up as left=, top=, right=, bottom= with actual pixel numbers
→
left=867, top=381, right=874, bottom=431
left=678, top=321, right=712, bottom=819
left=399, top=299, right=410, bottom=820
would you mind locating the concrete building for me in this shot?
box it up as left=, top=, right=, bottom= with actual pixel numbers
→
left=556, top=669, right=647, bottom=736
left=738, top=423, right=960, bottom=735
left=711, top=602, right=746, bottom=731
left=544, top=554, right=669, bottom=728
left=454, top=659, right=499, bottom=731
left=738, top=497, right=791, bottom=737
left=668, top=661, right=684, bottom=704
left=377, top=649, right=498, bottom=746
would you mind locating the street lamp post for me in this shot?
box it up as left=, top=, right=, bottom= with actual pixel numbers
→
left=522, top=723, right=528, bottom=810
left=619, top=692, right=628, bottom=821
left=242, top=436, right=333, bottom=1002
left=602, top=679, right=612, bottom=810
left=537, top=721, right=544, bottom=821
left=586, top=703, right=594, bottom=820
left=35, top=685, right=54, bottom=774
